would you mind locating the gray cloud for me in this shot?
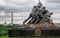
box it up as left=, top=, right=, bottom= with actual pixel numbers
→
left=0, top=6, right=5, bottom=10
left=0, top=6, right=32, bottom=13
left=46, top=0, right=60, bottom=3
left=0, top=17, right=5, bottom=21
left=0, top=0, right=34, bottom=13
left=5, top=7, right=32, bottom=13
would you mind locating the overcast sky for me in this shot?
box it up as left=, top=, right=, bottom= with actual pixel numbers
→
left=0, top=0, right=60, bottom=24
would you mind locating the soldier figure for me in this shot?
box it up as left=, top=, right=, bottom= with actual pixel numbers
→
left=34, top=6, right=53, bottom=24
left=23, top=0, right=43, bottom=24
left=23, top=6, right=37, bottom=24
left=38, top=7, right=53, bottom=23
left=34, top=7, right=46, bottom=24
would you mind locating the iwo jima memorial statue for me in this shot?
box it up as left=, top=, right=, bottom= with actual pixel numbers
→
left=8, top=0, right=60, bottom=37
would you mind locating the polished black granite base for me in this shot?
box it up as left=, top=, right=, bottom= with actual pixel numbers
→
left=8, top=29, right=60, bottom=37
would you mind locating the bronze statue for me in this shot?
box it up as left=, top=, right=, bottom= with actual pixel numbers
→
left=23, top=0, right=53, bottom=24
left=23, top=6, right=37, bottom=24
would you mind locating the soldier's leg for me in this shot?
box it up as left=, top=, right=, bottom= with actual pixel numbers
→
left=27, top=17, right=36, bottom=24
left=34, top=15, right=40, bottom=24
left=23, top=19, right=28, bottom=24
left=27, top=18, right=33, bottom=24
left=27, top=17, right=35, bottom=24
left=30, top=18, right=37, bottom=24
left=38, top=16, right=42, bottom=23
left=34, top=15, right=42, bottom=24
left=38, top=17, right=42, bottom=23
left=23, top=16, right=31, bottom=24
left=34, top=18, right=40, bottom=24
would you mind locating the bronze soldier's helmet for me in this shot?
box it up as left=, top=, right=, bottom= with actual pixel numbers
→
left=34, top=6, right=36, bottom=8
left=42, top=7, right=46, bottom=9
left=34, top=6, right=38, bottom=11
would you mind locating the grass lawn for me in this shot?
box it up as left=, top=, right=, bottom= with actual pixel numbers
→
left=0, top=36, right=8, bottom=38
left=1, top=36, right=60, bottom=38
